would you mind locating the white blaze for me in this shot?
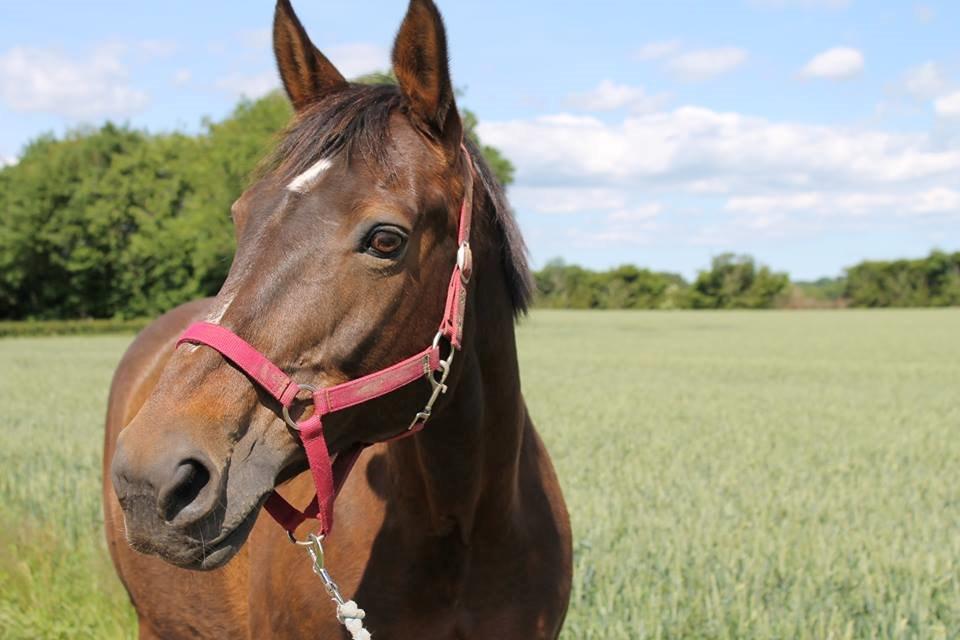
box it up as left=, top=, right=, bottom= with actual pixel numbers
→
left=287, top=157, right=333, bottom=194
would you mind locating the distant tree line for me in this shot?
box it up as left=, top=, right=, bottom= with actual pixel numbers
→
left=795, top=250, right=960, bottom=308
left=537, top=250, right=960, bottom=310
left=535, top=254, right=791, bottom=310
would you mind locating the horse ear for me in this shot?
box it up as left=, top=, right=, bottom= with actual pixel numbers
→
left=392, top=0, right=462, bottom=152
left=273, top=0, right=347, bottom=112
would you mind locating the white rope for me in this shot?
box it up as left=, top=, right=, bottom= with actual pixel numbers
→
left=337, top=600, right=371, bottom=640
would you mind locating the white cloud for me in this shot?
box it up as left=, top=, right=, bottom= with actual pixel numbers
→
left=511, top=186, right=628, bottom=214
left=725, top=188, right=960, bottom=217
left=667, top=47, right=748, bottom=79
left=139, top=39, right=178, bottom=59
left=215, top=71, right=278, bottom=99
left=608, top=204, right=663, bottom=222
left=237, top=28, right=271, bottom=51
left=566, top=80, right=669, bottom=114
left=800, top=47, right=864, bottom=79
left=914, top=4, right=935, bottom=24
left=633, top=40, right=683, bottom=61
left=934, top=91, right=960, bottom=118
left=481, top=105, right=960, bottom=246
left=0, top=45, right=149, bottom=118
left=478, top=107, right=960, bottom=191
left=1, top=155, right=16, bottom=168
left=902, top=62, right=949, bottom=99
left=172, top=69, right=192, bottom=87
left=567, top=213, right=663, bottom=249
left=635, top=42, right=748, bottom=81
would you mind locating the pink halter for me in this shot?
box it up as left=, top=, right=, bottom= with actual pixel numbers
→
left=176, top=146, right=475, bottom=537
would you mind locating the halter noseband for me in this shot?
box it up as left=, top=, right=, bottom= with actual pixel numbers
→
left=176, top=145, right=475, bottom=538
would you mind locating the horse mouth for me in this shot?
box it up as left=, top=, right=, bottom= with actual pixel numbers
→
left=124, top=490, right=269, bottom=571
left=193, top=496, right=266, bottom=570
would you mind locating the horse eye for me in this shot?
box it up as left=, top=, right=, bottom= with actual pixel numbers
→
left=365, top=227, right=406, bottom=258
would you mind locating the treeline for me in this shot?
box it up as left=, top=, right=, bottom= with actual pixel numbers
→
left=535, top=254, right=790, bottom=310
left=536, top=250, right=960, bottom=310
left=841, top=250, right=960, bottom=307
left=0, top=90, right=511, bottom=320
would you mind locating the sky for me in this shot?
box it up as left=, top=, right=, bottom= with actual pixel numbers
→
left=1, top=0, right=959, bottom=280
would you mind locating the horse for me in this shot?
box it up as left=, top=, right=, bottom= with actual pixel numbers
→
left=102, top=1, right=572, bottom=638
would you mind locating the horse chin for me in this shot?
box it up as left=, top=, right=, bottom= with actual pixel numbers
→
left=123, top=488, right=269, bottom=572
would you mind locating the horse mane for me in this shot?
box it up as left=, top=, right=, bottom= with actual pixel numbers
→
left=264, top=84, right=533, bottom=316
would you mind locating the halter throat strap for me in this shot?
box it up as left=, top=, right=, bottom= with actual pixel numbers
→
left=176, top=145, right=475, bottom=537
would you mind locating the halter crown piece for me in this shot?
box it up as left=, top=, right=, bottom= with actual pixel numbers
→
left=176, top=144, right=475, bottom=538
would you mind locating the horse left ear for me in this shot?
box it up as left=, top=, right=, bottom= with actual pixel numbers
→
left=392, top=0, right=462, bottom=154
left=274, top=0, right=348, bottom=112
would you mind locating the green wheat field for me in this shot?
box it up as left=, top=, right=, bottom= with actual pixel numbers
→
left=1, top=310, right=958, bottom=639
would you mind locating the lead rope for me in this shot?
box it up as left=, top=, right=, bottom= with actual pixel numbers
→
left=297, top=534, right=372, bottom=639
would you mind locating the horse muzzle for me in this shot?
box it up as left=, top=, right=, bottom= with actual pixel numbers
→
left=110, top=416, right=272, bottom=570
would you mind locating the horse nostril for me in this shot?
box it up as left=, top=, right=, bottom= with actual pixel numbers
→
left=158, top=459, right=212, bottom=524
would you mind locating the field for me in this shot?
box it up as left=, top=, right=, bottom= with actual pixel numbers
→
left=1, top=310, right=959, bottom=639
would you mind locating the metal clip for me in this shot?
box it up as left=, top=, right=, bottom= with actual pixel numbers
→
left=409, top=332, right=457, bottom=430
left=301, top=533, right=347, bottom=606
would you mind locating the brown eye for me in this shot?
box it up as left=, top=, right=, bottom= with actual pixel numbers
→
left=365, top=227, right=407, bottom=258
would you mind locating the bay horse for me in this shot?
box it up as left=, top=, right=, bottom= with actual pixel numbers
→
left=102, top=1, right=572, bottom=637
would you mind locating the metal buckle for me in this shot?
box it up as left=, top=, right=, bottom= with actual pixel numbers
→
left=408, top=332, right=457, bottom=430
left=282, top=383, right=318, bottom=431
left=457, top=242, right=473, bottom=284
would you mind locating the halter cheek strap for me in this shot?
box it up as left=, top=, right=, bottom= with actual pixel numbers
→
left=176, top=145, right=475, bottom=537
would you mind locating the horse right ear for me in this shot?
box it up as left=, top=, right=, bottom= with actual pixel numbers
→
left=273, top=0, right=348, bottom=111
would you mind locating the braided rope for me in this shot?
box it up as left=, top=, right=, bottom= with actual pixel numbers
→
left=337, top=600, right=371, bottom=640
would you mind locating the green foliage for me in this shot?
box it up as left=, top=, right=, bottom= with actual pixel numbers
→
left=844, top=249, right=960, bottom=308
left=794, top=277, right=847, bottom=302
left=535, top=259, right=687, bottom=309
left=352, top=70, right=398, bottom=86
left=0, top=318, right=149, bottom=338
left=534, top=255, right=788, bottom=310
left=3, top=311, right=960, bottom=637
left=0, top=94, right=292, bottom=320
left=689, top=253, right=790, bottom=309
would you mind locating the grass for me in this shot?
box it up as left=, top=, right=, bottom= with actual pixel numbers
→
left=1, top=310, right=959, bottom=638
left=0, top=318, right=149, bottom=338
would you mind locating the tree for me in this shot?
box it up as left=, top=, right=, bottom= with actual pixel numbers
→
left=844, top=250, right=960, bottom=308
left=690, top=254, right=789, bottom=309
left=534, top=259, right=689, bottom=310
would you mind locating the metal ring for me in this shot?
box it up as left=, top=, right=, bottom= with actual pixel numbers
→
left=282, top=383, right=317, bottom=431
left=288, top=530, right=324, bottom=546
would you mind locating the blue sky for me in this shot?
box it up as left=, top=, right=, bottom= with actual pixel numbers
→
left=2, top=0, right=958, bottom=279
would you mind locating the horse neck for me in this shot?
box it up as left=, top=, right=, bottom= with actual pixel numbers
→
left=383, top=197, right=526, bottom=542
